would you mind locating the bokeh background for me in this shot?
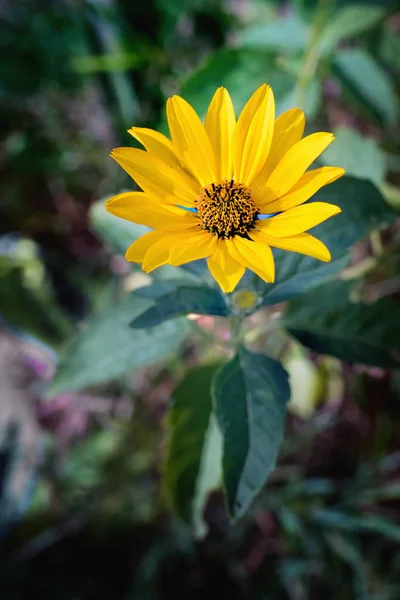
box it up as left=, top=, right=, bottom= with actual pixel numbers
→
left=1, top=0, right=400, bottom=598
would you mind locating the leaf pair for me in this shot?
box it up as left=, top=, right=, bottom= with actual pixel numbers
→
left=165, top=348, right=290, bottom=526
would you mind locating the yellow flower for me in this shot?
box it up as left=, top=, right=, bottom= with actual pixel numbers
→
left=106, top=84, right=344, bottom=293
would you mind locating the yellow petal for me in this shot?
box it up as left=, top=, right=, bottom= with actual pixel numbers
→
left=105, top=192, right=197, bottom=230
left=227, top=237, right=275, bottom=284
left=128, top=127, right=182, bottom=170
left=125, top=230, right=166, bottom=262
left=204, top=87, right=236, bottom=181
left=106, top=191, right=145, bottom=219
left=234, top=85, right=275, bottom=185
left=207, top=243, right=245, bottom=292
left=166, top=95, right=217, bottom=186
left=128, top=127, right=200, bottom=193
left=252, top=108, right=305, bottom=189
left=258, top=202, right=341, bottom=237
left=141, top=229, right=216, bottom=272
left=169, top=230, right=217, bottom=266
left=233, top=85, right=268, bottom=175
left=258, top=166, right=345, bottom=213
left=253, top=230, right=331, bottom=262
left=111, top=147, right=199, bottom=206
left=265, top=132, right=335, bottom=197
left=142, top=234, right=177, bottom=272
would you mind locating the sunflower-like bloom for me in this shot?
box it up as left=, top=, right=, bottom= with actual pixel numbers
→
left=106, top=84, right=344, bottom=292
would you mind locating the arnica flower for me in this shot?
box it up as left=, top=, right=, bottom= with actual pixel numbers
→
left=106, top=84, right=344, bottom=292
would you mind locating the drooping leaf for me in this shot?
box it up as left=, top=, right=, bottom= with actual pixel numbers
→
left=130, top=285, right=228, bottom=328
left=333, top=48, right=399, bottom=125
left=49, top=294, right=189, bottom=395
left=212, top=347, right=290, bottom=519
left=164, top=365, right=222, bottom=527
left=283, top=280, right=400, bottom=367
left=260, top=176, right=395, bottom=306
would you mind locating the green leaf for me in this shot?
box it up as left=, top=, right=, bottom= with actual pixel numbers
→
left=164, top=365, right=222, bottom=526
left=283, top=280, right=400, bottom=367
left=324, top=532, right=369, bottom=599
left=312, top=508, right=400, bottom=544
left=320, top=5, right=385, bottom=54
left=179, top=259, right=209, bottom=278
left=260, top=252, right=350, bottom=306
left=212, top=347, right=290, bottom=519
left=360, top=482, right=400, bottom=503
left=333, top=48, right=399, bottom=125
left=320, top=127, right=386, bottom=186
left=192, top=415, right=223, bottom=538
left=178, top=47, right=322, bottom=121
left=238, top=14, right=308, bottom=51
left=89, top=197, right=150, bottom=254
left=130, top=285, right=228, bottom=328
left=379, top=23, right=400, bottom=73
left=309, top=176, right=395, bottom=249
left=178, top=49, right=293, bottom=118
left=133, top=280, right=191, bottom=300
left=49, top=294, right=189, bottom=395
left=260, top=176, right=395, bottom=306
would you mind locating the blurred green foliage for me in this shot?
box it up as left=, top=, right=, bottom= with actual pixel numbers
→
left=1, top=0, right=400, bottom=598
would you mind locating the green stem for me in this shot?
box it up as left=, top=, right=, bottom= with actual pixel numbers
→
left=295, top=0, right=331, bottom=110
left=244, top=317, right=280, bottom=345
left=228, top=314, right=243, bottom=349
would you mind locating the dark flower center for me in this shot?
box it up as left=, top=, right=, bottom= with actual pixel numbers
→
left=195, top=180, right=258, bottom=239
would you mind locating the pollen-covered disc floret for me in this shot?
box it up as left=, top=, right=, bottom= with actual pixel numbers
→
left=196, top=180, right=259, bottom=239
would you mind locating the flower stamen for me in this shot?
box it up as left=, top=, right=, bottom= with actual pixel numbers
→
left=196, top=180, right=259, bottom=239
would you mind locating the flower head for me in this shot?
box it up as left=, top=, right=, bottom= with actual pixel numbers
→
left=106, top=84, right=344, bottom=292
